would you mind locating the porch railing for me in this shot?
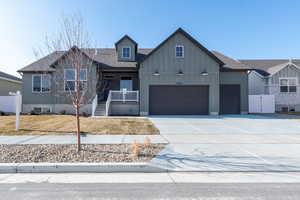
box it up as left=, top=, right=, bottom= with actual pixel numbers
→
left=91, top=94, right=98, bottom=117
left=105, top=90, right=139, bottom=116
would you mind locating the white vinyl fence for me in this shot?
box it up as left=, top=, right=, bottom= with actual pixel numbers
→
left=0, top=95, right=21, bottom=113
left=249, top=95, right=275, bottom=113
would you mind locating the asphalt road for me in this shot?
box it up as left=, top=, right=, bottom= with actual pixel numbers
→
left=1, top=183, right=300, bottom=200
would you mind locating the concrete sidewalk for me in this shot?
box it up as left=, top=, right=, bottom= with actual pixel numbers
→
left=0, top=135, right=168, bottom=144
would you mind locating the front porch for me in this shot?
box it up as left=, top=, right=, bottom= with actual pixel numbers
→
left=92, top=71, right=140, bottom=116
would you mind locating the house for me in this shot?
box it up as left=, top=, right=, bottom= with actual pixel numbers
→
left=0, top=71, right=22, bottom=96
left=18, top=28, right=250, bottom=116
left=241, top=59, right=300, bottom=112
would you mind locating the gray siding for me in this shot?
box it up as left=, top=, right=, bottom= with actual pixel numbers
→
left=248, top=71, right=265, bottom=95
left=269, top=65, right=300, bottom=84
left=267, top=65, right=300, bottom=112
left=22, top=73, right=54, bottom=104
left=139, top=32, right=220, bottom=115
left=0, top=79, right=21, bottom=96
left=116, top=38, right=136, bottom=61
left=220, top=71, right=249, bottom=113
left=110, top=102, right=139, bottom=116
left=22, top=55, right=98, bottom=113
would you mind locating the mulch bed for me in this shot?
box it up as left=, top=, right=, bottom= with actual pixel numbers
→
left=0, top=144, right=165, bottom=163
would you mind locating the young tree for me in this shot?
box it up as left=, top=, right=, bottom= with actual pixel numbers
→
left=35, top=13, right=97, bottom=151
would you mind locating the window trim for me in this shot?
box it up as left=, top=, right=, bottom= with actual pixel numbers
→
left=32, top=105, right=52, bottom=114
left=279, top=77, right=297, bottom=93
left=175, top=45, right=184, bottom=58
left=32, top=74, right=51, bottom=93
left=64, top=69, right=87, bottom=92
left=121, top=46, right=131, bottom=59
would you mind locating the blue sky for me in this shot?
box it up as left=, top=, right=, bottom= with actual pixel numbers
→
left=1, top=0, right=300, bottom=77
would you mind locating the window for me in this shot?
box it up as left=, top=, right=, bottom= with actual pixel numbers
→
left=280, top=78, right=297, bottom=93
left=120, top=77, right=133, bottom=91
left=175, top=45, right=184, bottom=58
left=33, top=106, right=51, bottom=114
left=32, top=74, right=51, bottom=93
left=122, top=47, right=131, bottom=58
left=64, top=69, right=87, bottom=91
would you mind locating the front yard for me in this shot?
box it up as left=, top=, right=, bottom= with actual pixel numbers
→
left=0, top=115, right=159, bottom=135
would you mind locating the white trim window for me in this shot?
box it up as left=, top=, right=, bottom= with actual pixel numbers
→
left=64, top=69, right=87, bottom=91
left=280, top=78, right=297, bottom=93
left=175, top=45, right=184, bottom=58
left=32, top=106, right=51, bottom=114
left=122, top=47, right=131, bottom=58
left=32, top=74, right=51, bottom=93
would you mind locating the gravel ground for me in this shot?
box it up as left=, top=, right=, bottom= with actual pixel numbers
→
left=0, top=144, right=165, bottom=163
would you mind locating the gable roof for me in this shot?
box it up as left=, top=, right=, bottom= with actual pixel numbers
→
left=0, top=71, right=22, bottom=82
left=115, top=35, right=138, bottom=48
left=139, top=28, right=224, bottom=65
left=239, top=59, right=300, bottom=77
left=211, top=51, right=250, bottom=70
left=18, top=48, right=152, bottom=72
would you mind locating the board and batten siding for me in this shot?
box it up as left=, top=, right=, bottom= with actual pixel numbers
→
left=266, top=65, right=300, bottom=111
left=220, top=71, right=249, bottom=114
left=248, top=71, right=266, bottom=95
left=116, top=38, right=136, bottom=62
left=139, top=32, right=221, bottom=115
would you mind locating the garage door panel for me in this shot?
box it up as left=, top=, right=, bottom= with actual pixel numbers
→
left=149, top=85, right=209, bottom=115
left=220, top=84, right=240, bottom=114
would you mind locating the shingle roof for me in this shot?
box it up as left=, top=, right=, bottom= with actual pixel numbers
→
left=18, top=48, right=153, bottom=72
left=83, top=48, right=152, bottom=68
left=18, top=51, right=64, bottom=72
left=239, top=59, right=300, bottom=76
left=0, top=71, right=22, bottom=82
left=211, top=51, right=250, bottom=70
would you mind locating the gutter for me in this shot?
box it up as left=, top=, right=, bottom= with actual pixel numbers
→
left=0, top=76, right=22, bottom=84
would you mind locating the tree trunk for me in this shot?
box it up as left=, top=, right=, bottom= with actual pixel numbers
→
left=76, top=104, right=81, bottom=152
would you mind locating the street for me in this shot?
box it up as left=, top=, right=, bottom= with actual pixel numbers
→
left=1, top=172, right=300, bottom=199
left=1, top=182, right=300, bottom=200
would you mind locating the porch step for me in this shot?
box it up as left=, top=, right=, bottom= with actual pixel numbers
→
left=94, top=103, right=107, bottom=116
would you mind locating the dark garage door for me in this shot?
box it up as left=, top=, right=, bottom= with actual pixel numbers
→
left=220, top=84, right=240, bottom=114
left=149, top=85, right=209, bottom=115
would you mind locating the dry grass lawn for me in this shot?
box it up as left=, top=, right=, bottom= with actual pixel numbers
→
left=0, top=115, right=159, bottom=135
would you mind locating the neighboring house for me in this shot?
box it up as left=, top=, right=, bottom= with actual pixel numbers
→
left=18, top=28, right=249, bottom=116
left=0, top=71, right=22, bottom=96
left=241, top=59, right=300, bottom=112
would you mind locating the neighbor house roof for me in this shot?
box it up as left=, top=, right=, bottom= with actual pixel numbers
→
left=0, top=71, right=22, bottom=82
left=239, top=59, right=300, bottom=76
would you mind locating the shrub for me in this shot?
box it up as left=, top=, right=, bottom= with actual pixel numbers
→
left=130, top=140, right=141, bottom=157
left=144, top=137, right=152, bottom=148
left=30, top=110, right=38, bottom=115
left=81, top=112, right=89, bottom=117
left=0, top=111, right=6, bottom=116
left=60, top=110, right=66, bottom=115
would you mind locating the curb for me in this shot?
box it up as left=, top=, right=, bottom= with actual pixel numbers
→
left=0, top=163, right=167, bottom=173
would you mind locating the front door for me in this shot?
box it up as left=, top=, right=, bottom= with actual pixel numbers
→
left=120, top=77, right=133, bottom=91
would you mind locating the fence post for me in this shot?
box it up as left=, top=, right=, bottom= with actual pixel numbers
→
left=9, top=91, right=21, bottom=131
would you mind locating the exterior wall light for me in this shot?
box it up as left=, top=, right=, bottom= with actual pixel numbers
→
left=153, top=70, right=160, bottom=76
left=176, top=70, right=184, bottom=76
left=200, top=70, right=208, bottom=76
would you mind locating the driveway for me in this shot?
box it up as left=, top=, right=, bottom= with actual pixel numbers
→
left=149, top=115, right=300, bottom=171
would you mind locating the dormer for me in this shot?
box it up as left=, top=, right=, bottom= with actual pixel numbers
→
left=115, top=35, right=138, bottom=62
